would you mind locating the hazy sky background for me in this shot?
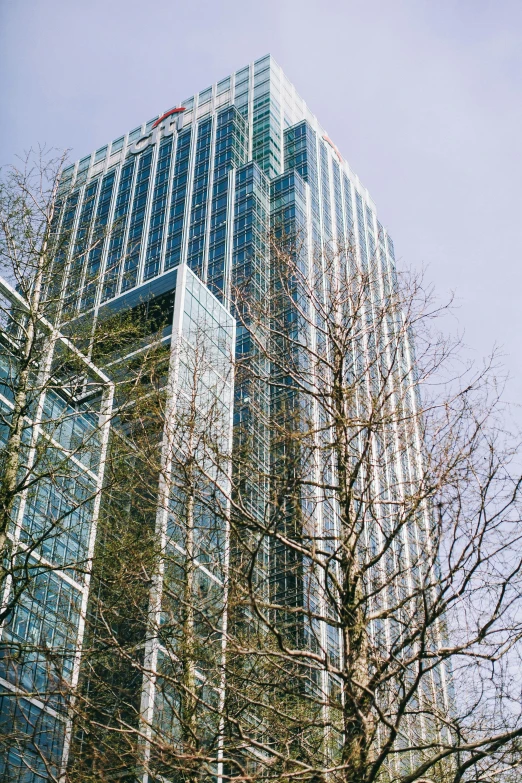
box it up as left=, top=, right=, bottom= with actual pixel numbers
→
left=2, top=0, right=521, bottom=421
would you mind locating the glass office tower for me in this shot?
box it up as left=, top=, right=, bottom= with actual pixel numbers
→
left=53, top=53, right=395, bottom=624
left=1, top=54, right=451, bottom=779
left=56, top=53, right=388, bottom=314
left=51, top=50, right=402, bottom=688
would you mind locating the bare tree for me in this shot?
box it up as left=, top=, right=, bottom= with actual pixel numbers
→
left=221, top=232, right=522, bottom=783
left=3, top=150, right=521, bottom=783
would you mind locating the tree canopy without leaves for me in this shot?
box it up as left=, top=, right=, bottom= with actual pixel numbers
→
left=221, top=233, right=522, bottom=783
left=1, top=152, right=521, bottom=783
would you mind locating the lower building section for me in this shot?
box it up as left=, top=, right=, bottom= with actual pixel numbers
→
left=0, top=279, right=113, bottom=781
left=0, top=268, right=235, bottom=782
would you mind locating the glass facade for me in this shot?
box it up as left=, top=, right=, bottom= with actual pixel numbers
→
left=0, top=263, right=234, bottom=780
left=91, top=264, right=235, bottom=779
left=4, top=54, right=451, bottom=777
left=0, top=286, right=113, bottom=782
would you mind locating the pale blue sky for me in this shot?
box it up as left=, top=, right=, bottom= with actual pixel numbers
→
left=2, top=0, right=521, bottom=418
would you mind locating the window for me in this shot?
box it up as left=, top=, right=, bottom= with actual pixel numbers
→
left=111, top=136, right=124, bottom=153
left=217, top=77, right=230, bottom=94
left=128, top=127, right=142, bottom=143
left=94, top=145, right=107, bottom=163
left=199, top=87, right=212, bottom=103
left=78, top=155, right=91, bottom=171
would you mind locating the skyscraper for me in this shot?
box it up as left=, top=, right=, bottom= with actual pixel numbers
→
left=52, top=48, right=399, bottom=702
left=1, top=54, right=451, bottom=781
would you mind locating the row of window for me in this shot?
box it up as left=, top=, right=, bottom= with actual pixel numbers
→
left=144, top=137, right=174, bottom=281
left=121, top=148, right=154, bottom=292
left=102, top=158, right=135, bottom=301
